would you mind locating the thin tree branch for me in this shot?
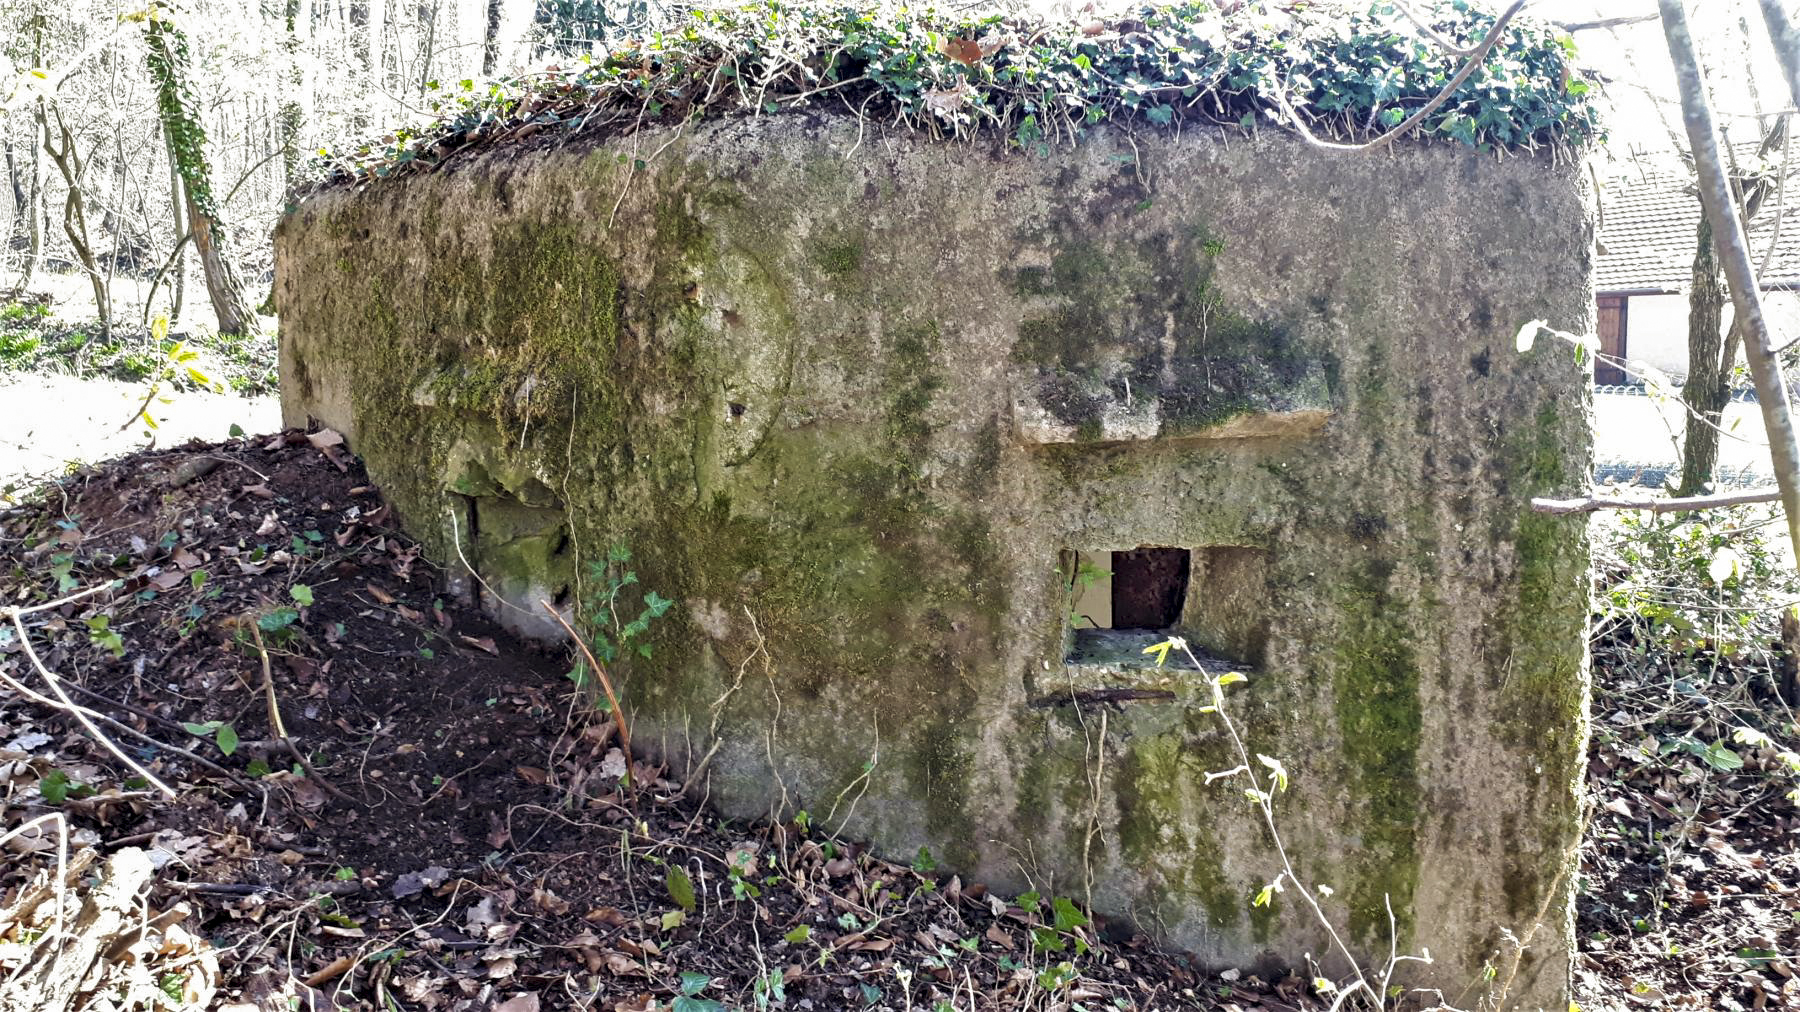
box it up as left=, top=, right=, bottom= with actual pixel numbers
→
left=539, top=600, right=637, bottom=806
left=1757, top=0, right=1800, bottom=119
left=1392, top=0, right=1485, bottom=56
left=1755, top=4, right=1800, bottom=360
left=3, top=610, right=174, bottom=797
left=1557, top=14, right=1661, bottom=33
left=1662, top=0, right=1800, bottom=559
left=0, top=21, right=137, bottom=113
left=1276, top=0, right=1526, bottom=154
left=1531, top=488, right=1782, bottom=515
left=250, top=623, right=357, bottom=805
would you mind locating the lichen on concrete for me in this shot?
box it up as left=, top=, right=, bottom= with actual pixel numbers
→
left=276, top=112, right=1594, bottom=1008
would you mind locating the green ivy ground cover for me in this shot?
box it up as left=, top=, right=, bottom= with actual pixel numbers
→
left=314, top=0, right=1599, bottom=184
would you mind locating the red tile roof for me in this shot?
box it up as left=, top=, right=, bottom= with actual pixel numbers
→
left=1596, top=154, right=1800, bottom=293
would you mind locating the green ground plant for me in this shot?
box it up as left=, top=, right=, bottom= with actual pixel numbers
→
left=1593, top=501, right=1800, bottom=806
left=0, top=296, right=277, bottom=395
left=570, top=544, right=674, bottom=687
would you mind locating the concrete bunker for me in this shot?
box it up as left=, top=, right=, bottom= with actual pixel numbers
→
left=277, top=108, right=1594, bottom=1007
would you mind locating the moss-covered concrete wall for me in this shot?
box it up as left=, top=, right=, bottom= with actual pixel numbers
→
left=276, top=114, right=1593, bottom=1009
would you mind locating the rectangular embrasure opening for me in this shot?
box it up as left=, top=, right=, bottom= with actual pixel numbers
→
left=1063, top=545, right=1269, bottom=671
left=1070, top=547, right=1190, bottom=630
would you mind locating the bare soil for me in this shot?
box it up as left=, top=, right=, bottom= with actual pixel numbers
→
left=0, top=432, right=1257, bottom=1011
left=1, top=432, right=1796, bottom=1011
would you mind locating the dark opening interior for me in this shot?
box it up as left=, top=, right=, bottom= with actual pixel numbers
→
left=1110, top=547, right=1191, bottom=629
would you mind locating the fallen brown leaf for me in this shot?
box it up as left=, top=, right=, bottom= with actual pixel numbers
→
left=940, top=36, right=982, bottom=65
left=460, top=634, right=499, bottom=655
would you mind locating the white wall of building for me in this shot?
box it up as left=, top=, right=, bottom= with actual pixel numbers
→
left=1620, top=290, right=1800, bottom=383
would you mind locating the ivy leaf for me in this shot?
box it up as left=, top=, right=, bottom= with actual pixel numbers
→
left=40, top=769, right=72, bottom=804
left=667, top=866, right=696, bottom=912
left=1051, top=896, right=1089, bottom=932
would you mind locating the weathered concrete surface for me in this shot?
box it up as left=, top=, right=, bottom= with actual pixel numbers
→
left=277, top=115, right=1594, bottom=1008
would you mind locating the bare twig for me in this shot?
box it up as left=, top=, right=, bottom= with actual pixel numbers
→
left=682, top=606, right=758, bottom=797
left=539, top=599, right=637, bottom=805
left=1178, top=642, right=1372, bottom=992
left=1556, top=14, right=1660, bottom=33
left=249, top=623, right=357, bottom=805
left=444, top=504, right=535, bottom=617
left=3, top=587, right=173, bottom=797
left=118, top=379, right=164, bottom=433
left=0, top=813, right=70, bottom=982
left=0, top=21, right=137, bottom=112
left=1532, top=488, right=1782, bottom=514
left=1391, top=1, right=1485, bottom=56
left=1276, top=0, right=1526, bottom=154
left=0, top=643, right=241, bottom=785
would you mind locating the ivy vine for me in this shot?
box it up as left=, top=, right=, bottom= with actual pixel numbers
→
left=314, top=0, right=1600, bottom=186
left=144, top=8, right=223, bottom=224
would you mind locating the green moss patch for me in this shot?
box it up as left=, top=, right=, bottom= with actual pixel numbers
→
left=1332, top=558, right=1423, bottom=949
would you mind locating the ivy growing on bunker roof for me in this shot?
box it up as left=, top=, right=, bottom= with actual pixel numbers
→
left=312, top=0, right=1600, bottom=187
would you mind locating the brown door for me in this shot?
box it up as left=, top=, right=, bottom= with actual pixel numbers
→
left=1596, top=295, right=1628, bottom=384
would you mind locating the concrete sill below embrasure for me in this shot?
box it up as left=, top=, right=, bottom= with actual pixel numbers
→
left=1013, top=401, right=1332, bottom=445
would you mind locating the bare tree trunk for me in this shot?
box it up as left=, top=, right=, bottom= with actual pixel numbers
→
left=280, top=0, right=306, bottom=184
left=1662, top=0, right=1800, bottom=558
left=103, top=134, right=126, bottom=323
left=38, top=103, right=109, bottom=337
left=483, top=0, right=503, bottom=74
left=14, top=9, right=47, bottom=293
left=1758, top=1, right=1800, bottom=118
left=366, top=0, right=387, bottom=123
left=3, top=131, right=30, bottom=291
left=418, top=0, right=442, bottom=98
left=1678, top=217, right=1731, bottom=494
left=22, top=128, right=41, bottom=292
left=154, top=122, right=188, bottom=326
left=145, top=9, right=258, bottom=336
left=1677, top=120, right=1785, bottom=495
left=484, top=0, right=530, bottom=74
left=4, top=136, right=25, bottom=228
